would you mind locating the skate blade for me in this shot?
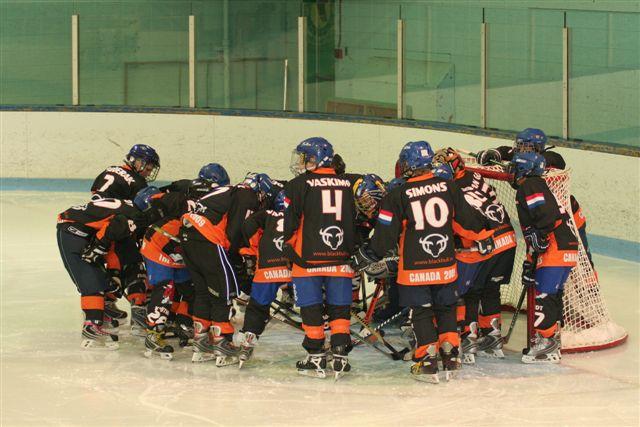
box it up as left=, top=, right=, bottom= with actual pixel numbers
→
left=215, top=356, right=239, bottom=367
left=130, top=327, right=147, bottom=338
left=191, top=352, right=216, bottom=363
left=334, top=371, right=348, bottom=381
left=411, top=373, right=439, bottom=384
left=477, top=349, right=505, bottom=359
left=81, top=339, right=119, bottom=351
left=462, top=353, right=476, bottom=365
left=297, top=369, right=327, bottom=379
left=521, top=354, right=561, bottom=364
left=444, top=370, right=456, bottom=381
left=144, top=349, right=173, bottom=360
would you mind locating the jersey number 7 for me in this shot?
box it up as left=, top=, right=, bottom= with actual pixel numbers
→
left=322, top=189, right=343, bottom=221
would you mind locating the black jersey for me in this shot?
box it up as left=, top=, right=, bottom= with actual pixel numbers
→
left=181, top=185, right=234, bottom=248
left=241, top=209, right=290, bottom=283
left=91, top=165, right=147, bottom=200
left=370, top=172, right=492, bottom=286
left=284, top=167, right=358, bottom=277
left=515, top=176, right=578, bottom=268
left=226, top=186, right=261, bottom=256
left=57, top=198, right=144, bottom=243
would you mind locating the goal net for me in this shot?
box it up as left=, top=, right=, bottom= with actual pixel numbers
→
left=464, top=157, right=628, bottom=353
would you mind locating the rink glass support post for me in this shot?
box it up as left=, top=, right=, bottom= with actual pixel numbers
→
left=562, top=24, right=569, bottom=139
left=297, top=16, right=306, bottom=113
left=71, top=14, right=79, bottom=106
left=480, top=19, right=488, bottom=129
left=283, top=58, right=288, bottom=111
left=397, top=18, right=404, bottom=119
left=189, top=15, right=196, bottom=108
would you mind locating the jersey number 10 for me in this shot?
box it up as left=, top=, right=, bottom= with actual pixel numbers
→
left=410, top=197, right=449, bottom=230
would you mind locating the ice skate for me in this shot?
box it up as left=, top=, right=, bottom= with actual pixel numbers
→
left=144, top=328, right=174, bottom=360
left=130, top=305, right=147, bottom=337
left=238, top=332, right=257, bottom=369
left=410, top=345, right=439, bottom=384
left=477, top=318, right=505, bottom=359
left=331, top=345, right=351, bottom=381
left=81, top=320, right=119, bottom=350
left=440, top=342, right=461, bottom=381
left=211, top=336, right=240, bottom=367
left=171, top=323, right=193, bottom=348
left=104, top=299, right=128, bottom=322
left=522, top=331, right=561, bottom=364
left=296, top=352, right=327, bottom=379
left=461, top=322, right=478, bottom=364
left=191, top=322, right=217, bottom=363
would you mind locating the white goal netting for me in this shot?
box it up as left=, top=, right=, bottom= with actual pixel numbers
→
left=465, top=158, right=628, bottom=352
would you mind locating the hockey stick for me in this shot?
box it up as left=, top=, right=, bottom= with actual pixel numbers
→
left=373, top=307, right=409, bottom=333
left=504, top=252, right=539, bottom=344
left=363, top=279, right=385, bottom=323
left=456, top=148, right=508, bottom=167
left=350, top=309, right=410, bottom=360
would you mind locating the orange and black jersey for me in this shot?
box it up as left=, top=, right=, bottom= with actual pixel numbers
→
left=370, top=172, right=493, bottom=286
left=159, top=178, right=221, bottom=201
left=226, top=186, right=261, bottom=256
left=284, top=167, right=358, bottom=275
left=454, top=170, right=516, bottom=262
left=141, top=217, right=184, bottom=268
left=91, top=165, right=147, bottom=200
left=181, top=185, right=234, bottom=249
left=240, top=209, right=291, bottom=283
left=57, top=198, right=145, bottom=244
left=515, top=176, right=578, bottom=267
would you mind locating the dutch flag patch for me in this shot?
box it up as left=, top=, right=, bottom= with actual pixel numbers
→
left=378, top=209, right=393, bottom=225
left=283, top=196, right=291, bottom=209
left=525, top=193, right=545, bottom=209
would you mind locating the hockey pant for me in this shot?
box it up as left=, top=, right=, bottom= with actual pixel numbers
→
left=104, top=237, right=147, bottom=306
left=292, top=276, right=352, bottom=354
left=462, top=247, right=516, bottom=335
left=182, top=238, right=238, bottom=338
left=242, top=282, right=286, bottom=337
left=57, top=227, right=109, bottom=323
left=143, top=257, right=192, bottom=330
left=533, top=266, right=571, bottom=337
left=398, top=283, right=459, bottom=362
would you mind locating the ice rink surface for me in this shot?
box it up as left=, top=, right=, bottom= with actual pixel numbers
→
left=1, top=191, right=638, bottom=426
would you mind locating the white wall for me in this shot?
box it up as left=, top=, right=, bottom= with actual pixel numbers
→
left=1, top=110, right=638, bottom=243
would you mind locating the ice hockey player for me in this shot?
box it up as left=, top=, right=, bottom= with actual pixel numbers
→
left=352, top=141, right=495, bottom=383
left=236, top=190, right=291, bottom=367
left=509, top=152, right=578, bottom=364
left=159, top=162, right=230, bottom=198
left=91, top=144, right=161, bottom=331
left=433, top=148, right=517, bottom=363
left=474, top=128, right=593, bottom=266
left=285, top=137, right=358, bottom=379
left=56, top=196, right=148, bottom=350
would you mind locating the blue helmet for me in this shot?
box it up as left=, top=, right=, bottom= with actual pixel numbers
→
left=397, top=141, right=434, bottom=177
left=509, top=152, right=546, bottom=186
left=198, top=163, right=230, bottom=186
left=514, top=128, right=547, bottom=154
left=243, top=172, right=276, bottom=199
left=273, top=190, right=286, bottom=212
left=126, top=144, right=160, bottom=182
left=387, top=177, right=406, bottom=191
left=353, top=174, right=387, bottom=218
left=133, top=186, right=160, bottom=211
left=290, top=137, right=334, bottom=175
left=433, top=163, right=454, bottom=181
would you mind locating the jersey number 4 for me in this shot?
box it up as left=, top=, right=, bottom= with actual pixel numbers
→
left=410, top=197, right=449, bottom=230
left=321, top=189, right=343, bottom=221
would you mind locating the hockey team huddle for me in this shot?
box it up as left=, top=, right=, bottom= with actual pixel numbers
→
left=56, top=127, right=591, bottom=383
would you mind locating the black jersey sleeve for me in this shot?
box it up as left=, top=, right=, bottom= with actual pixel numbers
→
left=283, top=177, right=304, bottom=245
left=227, top=187, right=260, bottom=255
left=159, top=179, right=192, bottom=194
left=370, top=188, right=403, bottom=259
left=241, top=209, right=267, bottom=248
left=516, top=177, right=561, bottom=234
left=495, top=146, right=514, bottom=162
left=449, top=181, right=493, bottom=241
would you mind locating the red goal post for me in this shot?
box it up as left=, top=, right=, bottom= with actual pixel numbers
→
left=463, top=156, right=628, bottom=353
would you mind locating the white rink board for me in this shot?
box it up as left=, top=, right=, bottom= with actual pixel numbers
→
left=1, top=110, right=639, bottom=243
left=0, top=191, right=638, bottom=426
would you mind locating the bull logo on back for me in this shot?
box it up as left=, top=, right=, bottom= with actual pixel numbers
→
left=319, top=226, right=344, bottom=251
left=418, top=234, right=449, bottom=258
left=273, top=236, right=284, bottom=251
left=485, top=203, right=505, bottom=224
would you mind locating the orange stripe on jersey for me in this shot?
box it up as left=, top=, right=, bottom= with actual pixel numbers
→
left=291, top=263, right=354, bottom=278
left=455, top=229, right=517, bottom=263
left=534, top=233, right=578, bottom=268
left=396, top=264, right=458, bottom=286
left=573, top=207, right=586, bottom=230
left=452, top=219, right=493, bottom=243
left=329, top=319, right=350, bottom=335
left=253, top=266, right=292, bottom=283
left=104, top=244, right=120, bottom=270
left=302, top=324, right=325, bottom=340
left=182, top=213, right=230, bottom=250
left=81, top=295, right=104, bottom=310
left=439, top=331, right=460, bottom=347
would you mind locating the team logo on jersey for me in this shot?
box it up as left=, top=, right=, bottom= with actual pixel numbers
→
left=485, top=203, right=505, bottom=224
left=273, top=235, right=284, bottom=251
left=418, top=233, right=449, bottom=258
left=319, top=226, right=344, bottom=250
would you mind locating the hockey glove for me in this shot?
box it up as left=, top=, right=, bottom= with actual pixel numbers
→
left=475, top=149, right=502, bottom=166
left=476, top=236, right=495, bottom=255
left=521, top=260, right=537, bottom=288
left=81, top=238, right=110, bottom=265
left=350, top=245, right=380, bottom=272
left=523, top=227, right=550, bottom=253
left=364, top=259, right=398, bottom=279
